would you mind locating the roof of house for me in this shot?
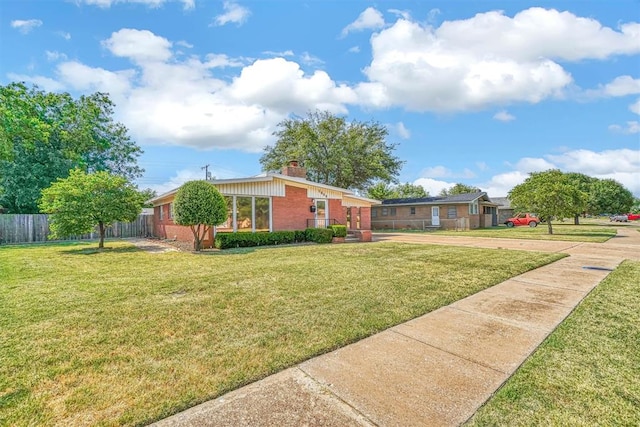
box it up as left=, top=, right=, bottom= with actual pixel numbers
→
left=491, top=197, right=512, bottom=209
left=380, top=192, right=496, bottom=206
left=148, top=173, right=381, bottom=206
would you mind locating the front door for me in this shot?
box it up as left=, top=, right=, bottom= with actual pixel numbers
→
left=315, top=199, right=327, bottom=228
left=432, top=206, right=440, bottom=226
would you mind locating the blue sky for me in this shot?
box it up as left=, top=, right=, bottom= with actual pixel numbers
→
left=2, top=0, right=639, bottom=197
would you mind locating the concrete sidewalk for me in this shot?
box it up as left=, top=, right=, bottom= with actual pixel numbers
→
left=152, top=227, right=638, bottom=427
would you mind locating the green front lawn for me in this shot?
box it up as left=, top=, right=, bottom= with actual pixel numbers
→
left=0, top=241, right=563, bottom=426
left=468, top=260, right=640, bottom=426
left=432, top=224, right=617, bottom=242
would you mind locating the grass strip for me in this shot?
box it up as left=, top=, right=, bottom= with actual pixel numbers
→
left=467, top=260, right=640, bottom=426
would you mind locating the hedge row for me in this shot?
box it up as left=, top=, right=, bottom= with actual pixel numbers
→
left=214, top=227, right=338, bottom=249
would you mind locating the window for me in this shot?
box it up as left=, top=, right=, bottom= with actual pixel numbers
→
left=159, top=205, right=164, bottom=220
left=469, top=201, right=479, bottom=215
left=410, top=207, right=416, bottom=215
left=254, top=197, right=270, bottom=232
left=390, top=207, right=396, bottom=216
left=220, top=195, right=271, bottom=232
left=382, top=207, right=388, bottom=216
left=236, top=197, right=252, bottom=231
left=371, top=208, right=377, bottom=218
left=447, top=206, right=457, bottom=219
left=169, top=203, right=174, bottom=219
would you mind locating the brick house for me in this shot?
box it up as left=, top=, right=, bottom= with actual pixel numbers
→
left=149, top=162, right=380, bottom=248
left=371, top=192, right=498, bottom=231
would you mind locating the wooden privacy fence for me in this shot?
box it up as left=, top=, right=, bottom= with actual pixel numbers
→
left=0, top=214, right=154, bottom=245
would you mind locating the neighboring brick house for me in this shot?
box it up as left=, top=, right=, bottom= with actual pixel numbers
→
left=149, top=162, right=380, bottom=248
left=371, top=192, right=498, bottom=230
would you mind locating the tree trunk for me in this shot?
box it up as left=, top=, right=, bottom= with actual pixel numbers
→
left=574, top=214, right=580, bottom=225
left=98, top=221, right=105, bottom=248
left=547, top=220, right=553, bottom=235
left=191, top=224, right=201, bottom=251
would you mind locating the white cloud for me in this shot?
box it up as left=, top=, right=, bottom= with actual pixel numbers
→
left=479, top=148, right=640, bottom=197
left=479, top=171, right=530, bottom=197
left=56, top=61, right=135, bottom=102
left=6, top=73, right=65, bottom=92
left=396, top=122, right=411, bottom=139
left=586, top=75, right=640, bottom=98
left=493, top=110, right=516, bottom=122
left=413, top=177, right=456, bottom=196
left=630, top=99, right=640, bottom=115
left=388, top=9, right=411, bottom=21
left=204, top=53, right=246, bottom=68
left=176, top=40, right=193, bottom=49
left=348, top=46, right=360, bottom=54
left=102, top=29, right=173, bottom=63
left=476, top=161, right=489, bottom=171
left=77, top=0, right=194, bottom=9
left=341, top=7, right=385, bottom=37
left=300, top=52, right=324, bottom=66
left=11, top=19, right=42, bottom=34
left=608, top=121, right=640, bottom=134
left=227, top=58, right=355, bottom=115
left=148, top=168, right=206, bottom=195
left=356, top=7, right=640, bottom=112
left=420, top=166, right=452, bottom=178
left=212, top=1, right=250, bottom=27
left=601, top=75, right=640, bottom=96
left=45, top=50, right=67, bottom=61
left=20, top=29, right=358, bottom=153
left=263, top=50, right=294, bottom=57
left=56, top=31, right=71, bottom=40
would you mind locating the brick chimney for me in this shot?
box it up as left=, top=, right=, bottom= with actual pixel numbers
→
left=281, top=160, right=307, bottom=179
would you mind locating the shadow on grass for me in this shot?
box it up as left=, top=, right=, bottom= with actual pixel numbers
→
left=62, top=245, right=141, bottom=255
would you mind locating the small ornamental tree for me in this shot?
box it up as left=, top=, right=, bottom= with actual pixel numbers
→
left=39, top=168, right=143, bottom=248
left=509, top=169, right=588, bottom=235
left=173, top=180, right=227, bottom=251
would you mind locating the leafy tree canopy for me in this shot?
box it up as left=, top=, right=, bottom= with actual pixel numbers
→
left=367, top=182, right=428, bottom=200
left=0, top=82, right=143, bottom=213
left=588, top=178, right=634, bottom=215
left=173, top=181, right=228, bottom=251
left=439, top=183, right=481, bottom=197
left=508, top=169, right=588, bottom=234
left=260, top=110, right=404, bottom=191
left=139, top=188, right=158, bottom=208
left=39, top=169, right=143, bottom=248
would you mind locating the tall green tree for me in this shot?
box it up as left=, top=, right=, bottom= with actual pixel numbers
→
left=508, top=169, right=588, bottom=234
left=173, top=181, right=228, bottom=251
left=367, top=182, right=428, bottom=200
left=260, top=110, right=404, bottom=191
left=0, top=83, right=143, bottom=213
left=566, top=172, right=597, bottom=224
left=39, top=169, right=143, bottom=249
left=588, top=179, right=634, bottom=215
left=439, top=183, right=481, bottom=197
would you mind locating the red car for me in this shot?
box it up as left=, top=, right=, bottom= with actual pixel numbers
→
left=505, top=213, right=541, bottom=227
left=627, top=213, right=640, bottom=221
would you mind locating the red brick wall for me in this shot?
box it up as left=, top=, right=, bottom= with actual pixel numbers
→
left=153, top=199, right=213, bottom=248
left=271, top=185, right=315, bottom=230
left=329, top=199, right=347, bottom=226
left=360, top=207, right=371, bottom=230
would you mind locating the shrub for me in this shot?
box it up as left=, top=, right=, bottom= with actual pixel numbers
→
left=305, top=228, right=334, bottom=244
left=214, top=231, right=298, bottom=249
left=329, top=224, right=347, bottom=238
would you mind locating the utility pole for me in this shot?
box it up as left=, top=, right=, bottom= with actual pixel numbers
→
left=201, top=164, right=210, bottom=180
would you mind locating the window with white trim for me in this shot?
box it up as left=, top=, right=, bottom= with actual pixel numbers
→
left=159, top=205, right=164, bottom=220
left=469, top=201, right=479, bottom=215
